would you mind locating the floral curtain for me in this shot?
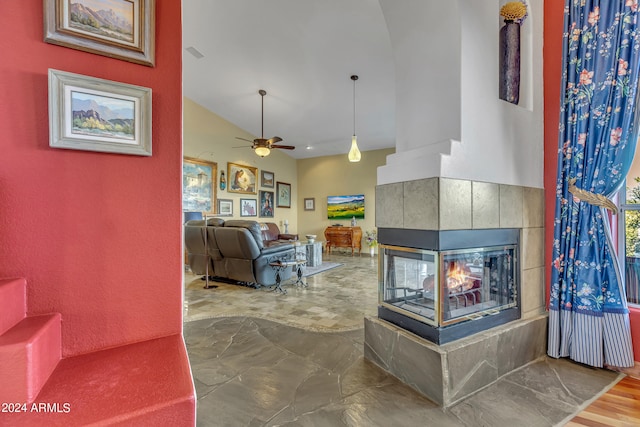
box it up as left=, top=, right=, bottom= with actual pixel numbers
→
left=549, top=0, right=640, bottom=368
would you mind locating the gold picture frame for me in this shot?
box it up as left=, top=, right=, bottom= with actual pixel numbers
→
left=227, top=162, right=258, bottom=195
left=183, top=157, right=217, bottom=213
left=44, top=0, right=156, bottom=67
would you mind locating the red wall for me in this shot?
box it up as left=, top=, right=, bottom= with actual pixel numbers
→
left=0, top=1, right=183, bottom=357
left=544, top=0, right=640, bottom=361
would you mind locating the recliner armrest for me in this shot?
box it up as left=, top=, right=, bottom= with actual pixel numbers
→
left=278, top=233, right=298, bottom=241
left=261, top=242, right=294, bottom=256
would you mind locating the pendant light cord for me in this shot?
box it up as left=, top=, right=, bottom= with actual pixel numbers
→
left=351, top=75, right=358, bottom=137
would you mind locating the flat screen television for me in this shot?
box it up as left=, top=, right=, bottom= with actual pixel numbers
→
left=327, top=194, right=365, bottom=220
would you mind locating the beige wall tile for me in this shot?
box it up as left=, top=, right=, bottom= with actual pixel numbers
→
left=376, top=183, right=404, bottom=228
left=521, top=266, right=545, bottom=318
left=500, top=185, right=524, bottom=228
left=439, top=179, right=472, bottom=230
left=404, top=178, right=439, bottom=230
left=523, top=187, right=544, bottom=228
left=472, top=181, right=500, bottom=229
left=521, top=227, right=544, bottom=270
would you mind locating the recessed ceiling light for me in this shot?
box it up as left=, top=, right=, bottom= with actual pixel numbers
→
left=185, top=46, right=204, bottom=59
left=306, top=146, right=312, bottom=150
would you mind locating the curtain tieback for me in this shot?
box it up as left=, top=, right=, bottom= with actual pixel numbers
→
left=568, top=178, right=618, bottom=214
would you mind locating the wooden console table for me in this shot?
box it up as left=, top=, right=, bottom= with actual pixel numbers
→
left=324, top=226, right=362, bottom=256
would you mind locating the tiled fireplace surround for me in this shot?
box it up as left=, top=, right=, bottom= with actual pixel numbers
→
left=366, top=177, right=547, bottom=407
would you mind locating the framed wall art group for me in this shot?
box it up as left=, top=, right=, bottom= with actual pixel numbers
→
left=45, top=1, right=156, bottom=156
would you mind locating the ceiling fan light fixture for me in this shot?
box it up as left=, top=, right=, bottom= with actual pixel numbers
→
left=254, top=146, right=271, bottom=157
left=349, top=75, right=361, bottom=163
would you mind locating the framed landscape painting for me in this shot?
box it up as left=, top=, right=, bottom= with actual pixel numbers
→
left=48, top=69, right=152, bottom=156
left=261, top=170, right=274, bottom=188
left=276, top=182, right=291, bottom=208
left=183, top=157, right=217, bottom=213
left=227, top=162, right=257, bottom=194
left=44, top=0, right=156, bottom=66
left=217, top=199, right=233, bottom=216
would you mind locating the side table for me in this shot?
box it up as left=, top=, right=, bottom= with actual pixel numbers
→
left=269, top=259, right=307, bottom=294
left=305, top=241, right=323, bottom=267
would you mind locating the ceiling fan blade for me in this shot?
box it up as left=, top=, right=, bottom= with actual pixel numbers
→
left=267, top=136, right=283, bottom=144
left=271, top=144, right=296, bottom=150
left=232, top=145, right=251, bottom=148
left=235, top=136, right=254, bottom=143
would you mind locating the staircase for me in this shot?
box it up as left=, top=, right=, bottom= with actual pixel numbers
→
left=0, top=278, right=61, bottom=405
left=0, top=278, right=196, bottom=426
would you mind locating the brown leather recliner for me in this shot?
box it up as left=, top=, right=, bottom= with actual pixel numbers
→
left=258, top=222, right=298, bottom=247
left=185, top=219, right=295, bottom=287
left=184, top=217, right=225, bottom=278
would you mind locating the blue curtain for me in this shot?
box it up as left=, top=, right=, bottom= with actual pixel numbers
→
left=549, top=1, right=640, bottom=368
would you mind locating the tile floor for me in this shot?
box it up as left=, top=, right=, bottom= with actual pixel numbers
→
left=183, top=251, right=622, bottom=426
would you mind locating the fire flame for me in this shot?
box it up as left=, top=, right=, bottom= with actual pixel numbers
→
left=446, top=262, right=477, bottom=294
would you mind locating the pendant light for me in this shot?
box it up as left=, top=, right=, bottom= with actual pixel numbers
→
left=348, top=75, right=362, bottom=162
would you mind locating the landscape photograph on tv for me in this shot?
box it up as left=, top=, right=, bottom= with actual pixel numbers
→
left=327, top=194, right=365, bottom=220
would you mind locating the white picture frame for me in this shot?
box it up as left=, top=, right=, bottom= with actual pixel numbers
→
left=48, top=68, right=152, bottom=156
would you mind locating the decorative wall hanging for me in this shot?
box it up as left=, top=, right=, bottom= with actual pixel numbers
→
left=276, top=182, right=291, bottom=208
left=220, top=171, right=226, bottom=190
left=227, top=162, right=257, bottom=194
left=240, top=199, right=257, bottom=217
left=498, top=1, right=527, bottom=104
left=259, top=191, right=274, bottom=217
left=304, top=198, right=315, bottom=211
left=217, top=199, right=233, bottom=217
left=44, top=0, right=156, bottom=67
left=261, top=170, right=275, bottom=188
left=48, top=68, right=152, bottom=156
left=183, top=157, right=217, bottom=213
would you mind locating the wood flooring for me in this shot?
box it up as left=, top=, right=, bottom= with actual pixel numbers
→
left=566, top=376, right=640, bottom=426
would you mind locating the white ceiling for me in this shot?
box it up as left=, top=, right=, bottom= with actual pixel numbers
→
left=182, top=0, right=396, bottom=159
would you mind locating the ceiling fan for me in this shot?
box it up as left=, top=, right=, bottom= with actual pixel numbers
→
left=236, top=89, right=295, bottom=157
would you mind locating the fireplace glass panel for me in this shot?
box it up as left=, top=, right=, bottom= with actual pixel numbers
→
left=379, top=246, right=438, bottom=326
left=441, top=246, right=517, bottom=325
left=380, top=244, right=518, bottom=330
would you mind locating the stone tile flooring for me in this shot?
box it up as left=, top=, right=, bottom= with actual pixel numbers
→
left=183, top=251, right=622, bottom=426
left=184, top=251, right=379, bottom=331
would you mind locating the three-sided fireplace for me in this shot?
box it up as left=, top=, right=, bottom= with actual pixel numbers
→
left=378, top=228, right=520, bottom=344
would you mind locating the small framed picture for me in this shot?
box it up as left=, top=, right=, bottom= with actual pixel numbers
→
left=259, top=191, right=274, bottom=217
left=217, top=199, right=233, bottom=217
left=240, top=199, right=258, bottom=217
left=48, top=69, right=152, bottom=156
left=276, top=182, right=291, bottom=208
left=304, top=198, right=315, bottom=211
left=261, top=170, right=275, bottom=188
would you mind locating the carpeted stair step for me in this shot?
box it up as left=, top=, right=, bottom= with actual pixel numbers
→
left=0, top=277, right=27, bottom=335
left=0, top=313, right=62, bottom=404
left=1, top=334, right=196, bottom=426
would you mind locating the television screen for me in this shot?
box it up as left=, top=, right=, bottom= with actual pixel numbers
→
left=327, top=194, right=365, bottom=220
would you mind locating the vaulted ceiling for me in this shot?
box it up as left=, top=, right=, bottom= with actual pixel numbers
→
left=182, top=0, right=396, bottom=159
